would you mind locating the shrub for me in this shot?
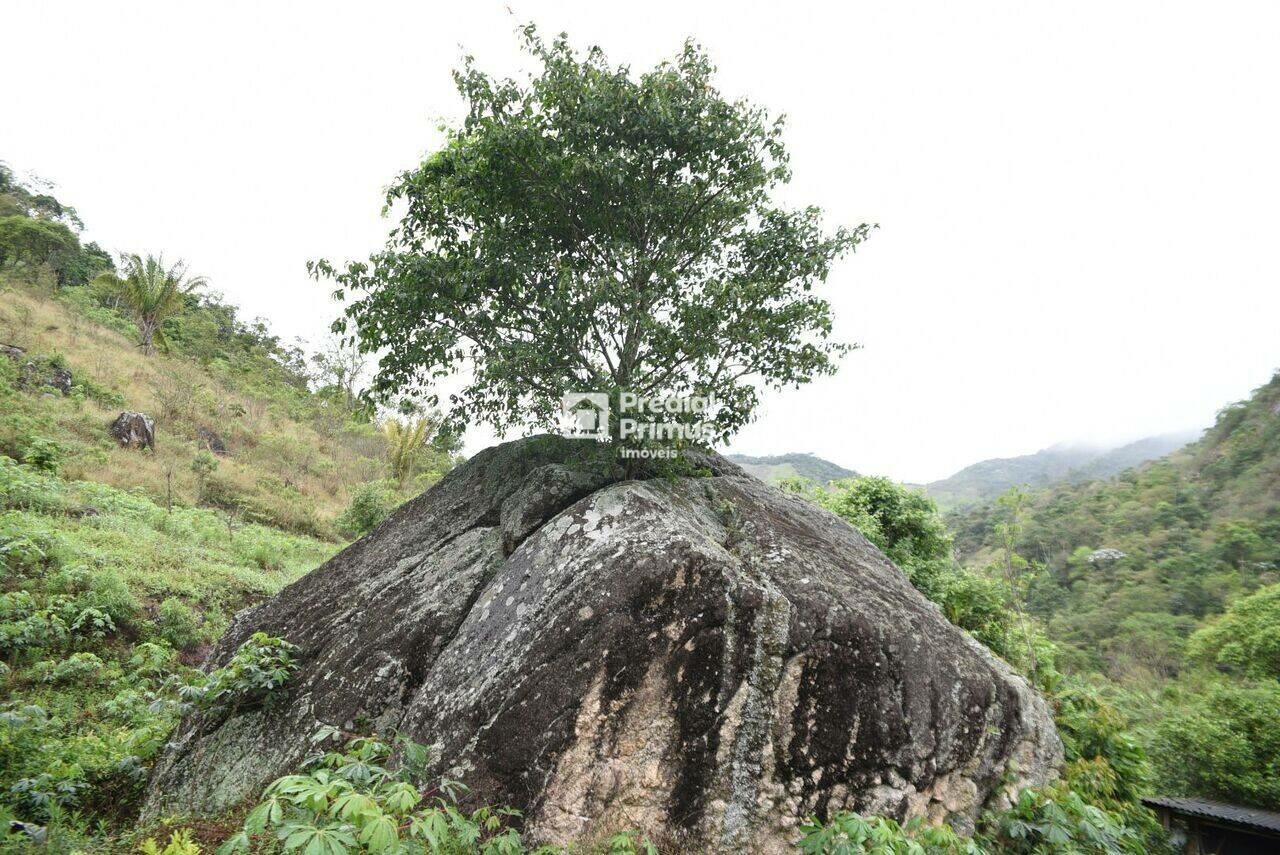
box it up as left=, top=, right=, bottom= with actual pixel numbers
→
left=798, top=810, right=980, bottom=853
left=20, top=437, right=62, bottom=474
left=336, top=481, right=401, bottom=538
left=84, top=570, right=143, bottom=629
left=978, top=787, right=1139, bottom=854
left=1187, top=583, right=1280, bottom=679
left=155, top=598, right=205, bottom=650
left=33, top=652, right=106, bottom=685
left=218, top=730, right=531, bottom=855
left=1150, top=681, right=1280, bottom=809
left=190, top=632, right=297, bottom=714
left=239, top=536, right=284, bottom=571
left=191, top=450, right=219, bottom=502
left=140, top=829, right=203, bottom=855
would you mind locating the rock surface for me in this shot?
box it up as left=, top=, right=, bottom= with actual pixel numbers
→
left=197, top=427, right=229, bottom=456
left=3, top=345, right=73, bottom=395
left=110, top=411, right=155, bottom=450
left=143, top=436, right=1061, bottom=851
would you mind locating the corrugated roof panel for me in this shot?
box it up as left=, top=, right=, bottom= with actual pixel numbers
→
left=1142, top=796, right=1280, bottom=835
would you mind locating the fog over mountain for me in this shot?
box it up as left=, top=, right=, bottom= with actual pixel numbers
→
left=732, top=430, right=1203, bottom=505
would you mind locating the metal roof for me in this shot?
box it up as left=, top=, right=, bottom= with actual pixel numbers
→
left=1142, top=796, right=1280, bottom=835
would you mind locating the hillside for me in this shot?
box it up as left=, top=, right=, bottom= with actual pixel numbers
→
left=0, top=164, right=465, bottom=849
left=925, top=432, right=1198, bottom=510
left=949, top=371, right=1280, bottom=809
left=0, top=282, right=390, bottom=536
left=726, top=451, right=857, bottom=484
left=950, top=376, right=1280, bottom=675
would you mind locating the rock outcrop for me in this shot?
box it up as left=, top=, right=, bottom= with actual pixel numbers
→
left=143, top=436, right=1060, bottom=851
left=2, top=345, right=73, bottom=395
left=197, top=427, right=228, bottom=456
left=110, top=411, right=155, bottom=450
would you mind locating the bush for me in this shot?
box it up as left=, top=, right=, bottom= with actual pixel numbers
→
left=337, top=481, right=401, bottom=538
left=190, top=632, right=297, bottom=714
left=33, top=652, right=106, bottom=685
left=20, top=437, right=62, bottom=474
left=798, top=810, right=980, bottom=853
left=1187, top=583, right=1280, bottom=679
left=1151, top=681, right=1280, bottom=809
left=979, top=787, right=1139, bottom=854
left=219, top=730, right=534, bottom=855
left=84, top=570, right=143, bottom=629
left=155, top=597, right=205, bottom=650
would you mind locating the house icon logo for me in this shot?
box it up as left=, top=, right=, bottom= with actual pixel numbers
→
left=560, top=392, right=610, bottom=440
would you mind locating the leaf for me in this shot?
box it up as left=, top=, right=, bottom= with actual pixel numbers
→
left=358, top=812, right=399, bottom=852
left=216, top=831, right=251, bottom=855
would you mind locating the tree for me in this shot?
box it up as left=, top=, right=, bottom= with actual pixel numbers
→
left=791, top=476, right=953, bottom=593
left=784, top=476, right=1023, bottom=662
left=383, top=416, right=436, bottom=485
left=314, top=26, right=871, bottom=442
left=96, top=254, right=206, bottom=355
left=310, top=334, right=367, bottom=411
left=1151, top=681, right=1280, bottom=809
left=1187, top=583, right=1280, bottom=679
left=0, top=216, right=78, bottom=274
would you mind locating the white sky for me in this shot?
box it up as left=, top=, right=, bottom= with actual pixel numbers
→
left=5, top=1, right=1279, bottom=482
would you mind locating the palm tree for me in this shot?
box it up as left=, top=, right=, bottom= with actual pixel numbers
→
left=382, top=417, right=433, bottom=485
left=96, top=254, right=206, bottom=355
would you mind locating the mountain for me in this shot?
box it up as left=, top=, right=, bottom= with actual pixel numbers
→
left=947, top=371, right=1280, bottom=807
left=925, top=432, right=1199, bottom=509
left=726, top=451, right=857, bottom=484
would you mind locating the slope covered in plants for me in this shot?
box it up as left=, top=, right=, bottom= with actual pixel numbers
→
left=949, top=371, right=1280, bottom=809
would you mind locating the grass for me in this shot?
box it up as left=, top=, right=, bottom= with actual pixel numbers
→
left=0, top=274, right=386, bottom=538
left=0, top=453, right=334, bottom=847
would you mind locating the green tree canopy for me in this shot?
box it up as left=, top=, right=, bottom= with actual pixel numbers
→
left=1151, top=681, right=1280, bottom=809
left=315, top=27, right=871, bottom=442
left=96, top=254, right=207, bottom=355
left=0, top=215, right=78, bottom=271
left=1188, top=583, right=1280, bottom=679
left=797, top=476, right=953, bottom=584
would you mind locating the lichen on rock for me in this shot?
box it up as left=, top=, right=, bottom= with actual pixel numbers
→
left=143, top=435, right=1061, bottom=852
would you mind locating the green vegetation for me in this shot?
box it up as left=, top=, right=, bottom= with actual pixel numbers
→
left=0, top=161, right=461, bottom=850
left=923, top=435, right=1195, bottom=512
left=948, top=371, right=1280, bottom=811
left=95, top=253, right=208, bottom=356
left=785, top=476, right=1027, bottom=667
left=785, top=475, right=1169, bottom=852
left=314, top=27, right=871, bottom=443
left=216, top=731, right=540, bottom=855
left=0, top=451, right=330, bottom=842
left=3, top=22, right=1276, bottom=846
left=0, top=162, right=111, bottom=288
left=728, top=452, right=858, bottom=485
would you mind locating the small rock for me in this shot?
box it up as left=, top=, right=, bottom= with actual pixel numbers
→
left=110, top=412, right=156, bottom=450
left=197, top=427, right=229, bottom=456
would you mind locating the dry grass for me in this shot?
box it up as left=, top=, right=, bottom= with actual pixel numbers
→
left=0, top=278, right=386, bottom=537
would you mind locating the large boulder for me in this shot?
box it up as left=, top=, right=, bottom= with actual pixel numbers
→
left=110, top=411, right=155, bottom=450
left=143, top=436, right=1060, bottom=851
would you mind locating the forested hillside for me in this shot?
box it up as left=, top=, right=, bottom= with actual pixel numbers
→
left=925, top=433, right=1197, bottom=510
left=950, top=371, right=1280, bottom=809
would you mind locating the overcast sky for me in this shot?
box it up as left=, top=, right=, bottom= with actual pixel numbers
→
left=5, top=1, right=1279, bottom=482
